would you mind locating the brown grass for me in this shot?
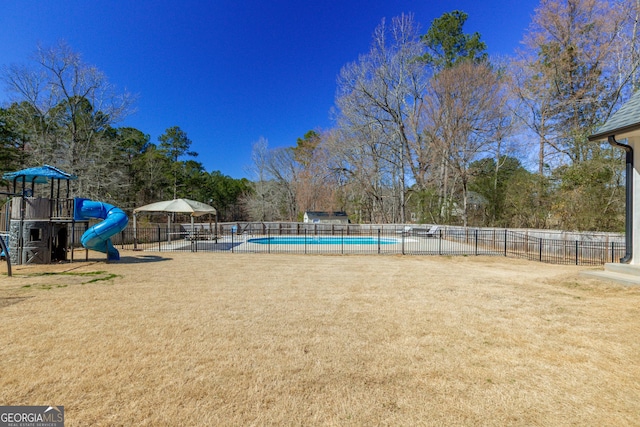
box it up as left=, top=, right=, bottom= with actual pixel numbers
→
left=1, top=252, right=639, bottom=426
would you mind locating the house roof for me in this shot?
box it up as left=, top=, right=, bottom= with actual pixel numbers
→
left=589, top=90, right=640, bottom=141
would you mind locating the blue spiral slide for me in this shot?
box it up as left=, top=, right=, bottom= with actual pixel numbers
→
left=74, top=198, right=129, bottom=261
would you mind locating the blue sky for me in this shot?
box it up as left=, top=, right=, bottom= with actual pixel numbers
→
left=1, top=0, right=539, bottom=179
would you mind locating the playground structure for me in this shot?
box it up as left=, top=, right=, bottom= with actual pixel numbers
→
left=1, top=165, right=128, bottom=267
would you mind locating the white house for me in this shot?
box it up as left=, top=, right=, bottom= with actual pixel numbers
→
left=586, top=90, right=640, bottom=284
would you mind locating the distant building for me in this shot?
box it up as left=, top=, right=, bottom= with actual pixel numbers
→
left=303, top=211, right=350, bottom=224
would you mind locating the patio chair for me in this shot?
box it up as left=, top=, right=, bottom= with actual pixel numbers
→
left=396, top=226, right=412, bottom=234
left=414, top=225, right=439, bottom=237
left=422, top=225, right=440, bottom=238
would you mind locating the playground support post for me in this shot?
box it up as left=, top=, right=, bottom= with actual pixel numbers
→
left=0, top=234, right=11, bottom=277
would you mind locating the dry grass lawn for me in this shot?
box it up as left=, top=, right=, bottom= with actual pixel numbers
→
left=1, top=251, right=639, bottom=426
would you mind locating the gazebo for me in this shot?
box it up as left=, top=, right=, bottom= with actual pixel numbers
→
left=132, top=198, right=217, bottom=247
left=587, top=90, right=640, bottom=283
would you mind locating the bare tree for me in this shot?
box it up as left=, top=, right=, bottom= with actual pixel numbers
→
left=509, top=58, right=558, bottom=176
left=244, top=138, right=300, bottom=221
left=335, top=14, right=428, bottom=223
left=244, top=138, right=276, bottom=221
left=2, top=41, right=134, bottom=198
left=423, top=61, right=511, bottom=226
left=292, top=130, right=338, bottom=214
left=516, top=0, right=631, bottom=167
left=327, top=123, right=398, bottom=223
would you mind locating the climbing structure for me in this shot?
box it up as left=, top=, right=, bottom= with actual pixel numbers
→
left=1, top=164, right=128, bottom=265
left=1, top=165, right=84, bottom=265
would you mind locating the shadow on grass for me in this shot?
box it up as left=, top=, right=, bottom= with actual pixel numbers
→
left=117, top=255, right=173, bottom=264
left=0, top=296, right=34, bottom=309
left=174, top=242, right=243, bottom=251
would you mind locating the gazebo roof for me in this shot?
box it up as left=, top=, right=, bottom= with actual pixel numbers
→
left=134, top=198, right=216, bottom=217
left=589, top=90, right=640, bottom=141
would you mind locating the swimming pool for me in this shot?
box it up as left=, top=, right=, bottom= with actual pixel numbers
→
left=247, top=236, right=398, bottom=245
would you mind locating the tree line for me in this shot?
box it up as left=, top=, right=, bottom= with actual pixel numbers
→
left=0, top=43, right=251, bottom=221
left=2, top=0, right=638, bottom=230
left=248, top=0, right=639, bottom=231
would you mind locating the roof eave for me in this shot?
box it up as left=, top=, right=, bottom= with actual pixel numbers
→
left=588, top=123, right=640, bottom=142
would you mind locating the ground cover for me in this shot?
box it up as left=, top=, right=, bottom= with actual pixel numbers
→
left=1, top=252, right=639, bottom=426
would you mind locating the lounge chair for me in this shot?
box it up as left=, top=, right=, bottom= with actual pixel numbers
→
left=414, top=225, right=439, bottom=237
left=422, top=225, right=440, bottom=237
left=396, top=226, right=412, bottom=234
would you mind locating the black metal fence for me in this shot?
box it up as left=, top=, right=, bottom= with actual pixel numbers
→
left=98, top=223, right=625, bottom=266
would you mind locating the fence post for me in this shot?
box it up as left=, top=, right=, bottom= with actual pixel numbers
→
left=304, top=228, right=307, bottom=255
left=504, top=229, right=507, bottom=257
left=401, top=230, right=405, bottom=255
left=341, top=229, right=344, bottom=255
left=575, top=240, right=579, bottom=265
left=493, top=229, right=496, bottom=251
left=475, top=229, right=478, bottom=256
left=231, top=231, right=234, bottom=253
left=377, top=228, right=381, bottom=254
left=158, top=226, right=161, bottom=251
left=438, top=228, right=442, bottom=255
left=539, top=238, right=542, bottom=262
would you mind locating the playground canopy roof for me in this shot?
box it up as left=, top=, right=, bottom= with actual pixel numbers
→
left=2, top=165, right=77, bottom=184
left=133, top=198, right=216, bottom=217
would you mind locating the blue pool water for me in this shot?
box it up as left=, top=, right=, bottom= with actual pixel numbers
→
left=248, top=236, right=398, bottom=245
